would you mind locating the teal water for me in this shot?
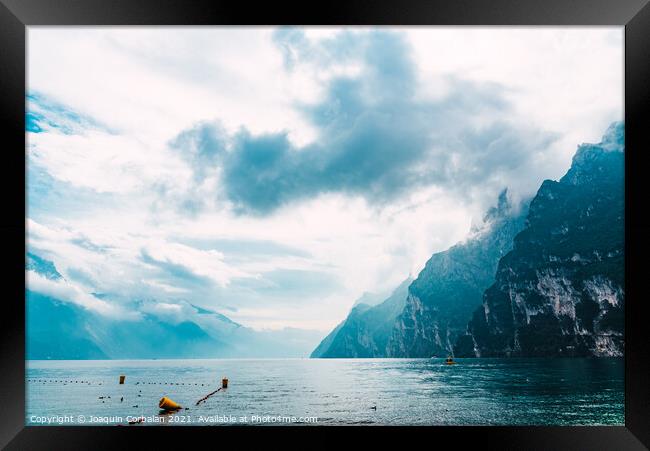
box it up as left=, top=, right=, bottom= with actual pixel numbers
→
left=26, top=358, right=624, bottom=426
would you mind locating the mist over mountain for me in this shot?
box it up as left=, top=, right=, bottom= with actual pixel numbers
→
left=387, top=191, right=529, bottom=357
left=26, top=254, right=321, bottom=359
left=312, top=190, right=528, bottom=358
left=312, top=122, right=624, bottom=359
left=26, top=123, right=624, bottom=361
left=457, top=122, right=624, bottom=357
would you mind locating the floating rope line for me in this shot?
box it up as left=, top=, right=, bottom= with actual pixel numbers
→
left=28, top=378, right=211, bottom=387
left=195, top=387, right=222, bottom=406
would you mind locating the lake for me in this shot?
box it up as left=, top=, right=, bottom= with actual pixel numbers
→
left=26, top=358, right=624, bottom=426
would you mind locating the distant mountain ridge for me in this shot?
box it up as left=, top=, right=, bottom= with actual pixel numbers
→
left=25, top=255, right=321, bottom=359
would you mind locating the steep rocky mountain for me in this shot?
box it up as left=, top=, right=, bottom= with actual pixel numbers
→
left=385, top=191, right=529, bottom=357
left=311, top=277, right=412, bottom=358
left=312, top=190, right=528, bottom=359
left=456, top=122, right=624, bottom=357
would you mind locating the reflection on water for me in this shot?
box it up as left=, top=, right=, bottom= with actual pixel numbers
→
left=26, top=358, right=624, bottom=425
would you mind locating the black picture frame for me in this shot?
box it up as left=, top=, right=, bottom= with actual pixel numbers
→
left=1, top=0, right=648, bottom=449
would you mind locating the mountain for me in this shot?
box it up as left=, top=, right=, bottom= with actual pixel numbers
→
left=311, top=190, right=528, bottom=359
left=456, top=122, right=624, bottom=357
left=25, top=254, right=321, bottom=359
left=309, top=320, right=345, bottom=358
left=27, top=291, right=109, bottom=360
left=26, top=289, right=232, bottom=360
left=311, top=277, right=412, bottom=358
left=386, top=190, right=529, bottom=357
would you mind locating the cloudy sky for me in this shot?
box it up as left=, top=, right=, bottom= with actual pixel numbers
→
left=26, top=27, right=623, bottom=332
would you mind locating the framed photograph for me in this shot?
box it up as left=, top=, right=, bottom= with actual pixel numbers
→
left=1, top=0, right=649, bottom=448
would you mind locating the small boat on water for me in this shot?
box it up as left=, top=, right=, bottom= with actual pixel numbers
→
left=444, top=356, right=457, bottom=365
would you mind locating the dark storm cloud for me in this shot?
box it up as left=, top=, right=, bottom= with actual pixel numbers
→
left=170, top=29, right=557, bottom=215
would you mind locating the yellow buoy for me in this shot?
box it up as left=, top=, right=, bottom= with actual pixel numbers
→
left=119, top=375, right=126, bottom=384
left=159, top=396, right=182, bottom=411
left=222, top=377, right=228, bottom=389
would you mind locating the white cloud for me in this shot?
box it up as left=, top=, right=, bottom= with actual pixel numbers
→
left=406, top=27, right=623, bottom=183
left=27, top=27, right=317, bottom=147
left=29, top=129, right=189, bottom=194
left=141, top=240, right=252, bottom=287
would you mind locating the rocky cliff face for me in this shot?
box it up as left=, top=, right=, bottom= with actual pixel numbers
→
left=457, top=122, right=624, bottom=357
left=386, top=191, right=528, bottom=357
